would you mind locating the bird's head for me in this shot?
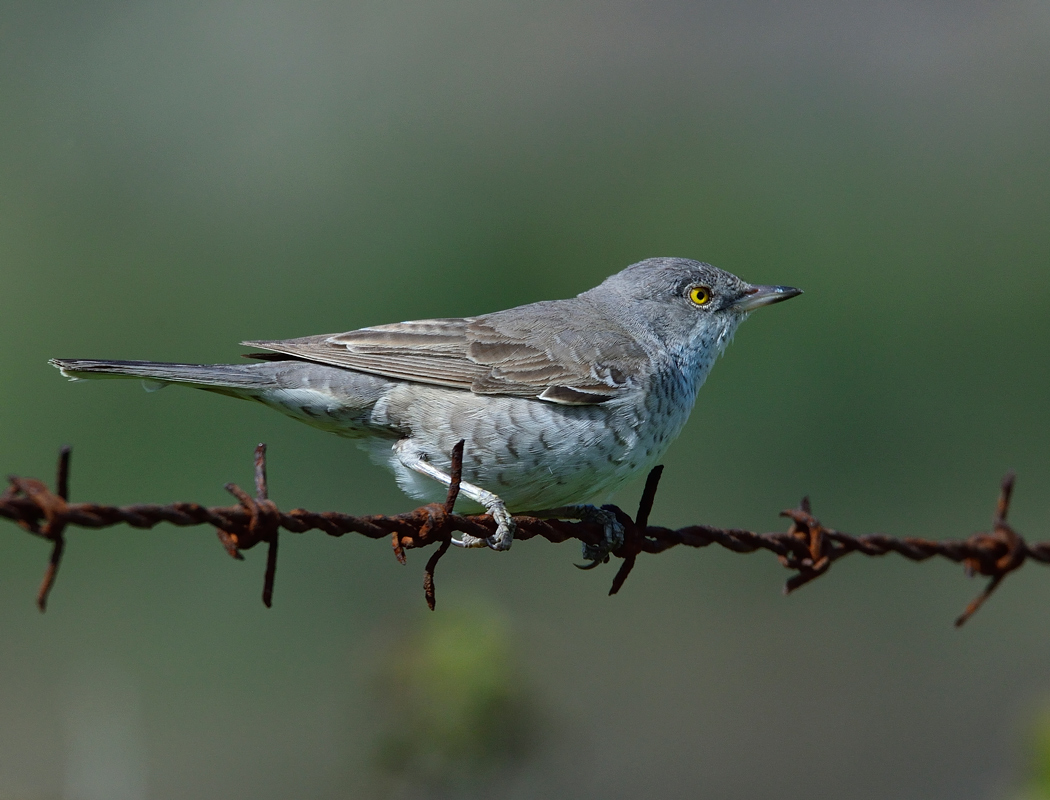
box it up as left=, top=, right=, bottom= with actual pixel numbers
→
left=586, top=257, right=802, bottom=364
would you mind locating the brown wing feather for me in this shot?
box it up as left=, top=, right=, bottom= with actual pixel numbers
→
left=244, top=320, right=484, bottom=390
left=243, top=304, right=646, bottom=405
left=464, top=303, right=645, bottom=402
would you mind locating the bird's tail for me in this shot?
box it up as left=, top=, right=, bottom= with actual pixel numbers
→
left=49, top=358, right=279, bottom=393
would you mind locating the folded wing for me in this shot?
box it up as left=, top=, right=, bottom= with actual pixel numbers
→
left=243, top=302, right=647, bottom=405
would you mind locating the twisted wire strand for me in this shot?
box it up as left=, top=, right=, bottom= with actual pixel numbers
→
left=0, top=444, right=1038, bottom=625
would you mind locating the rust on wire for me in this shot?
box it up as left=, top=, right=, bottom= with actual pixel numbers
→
left=954, top=472, right=1023, bottom=627
left=422, top=439, right=465, bottom=611
left=608, top=464, right=663, bottom=596
left=0, top=445, right=1044, bottom=625
left=29, top=445, right=72, bottom=612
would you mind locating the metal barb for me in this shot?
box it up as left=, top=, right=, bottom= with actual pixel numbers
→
left=608, top=465, right=665, bottom=595
left=779, top=500, right=832, bottom=595
left=221, top=447, right=281, bottom=607
left=36, top=446, right=73, bottom=612
left=256, top=444, right=278, bottom=608
left=634, top=465, right=664, bottom=531
left=421, top=439, right=465, bottom=610
left=997, top=472, right=1016, bottom=524
left=56, top=445, right=71, bottom=502
left=423, top=539, right=452, bottom=611
left=391, top=532, right=407, bottom=565
left=444, top=440, right=465, bottom=515
left=954, top=472, right=1025, bottom=627
left=254, top=443, right=269, bottom=501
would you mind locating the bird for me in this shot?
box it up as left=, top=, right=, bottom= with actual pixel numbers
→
left=50, top=257, right=800, bottom=562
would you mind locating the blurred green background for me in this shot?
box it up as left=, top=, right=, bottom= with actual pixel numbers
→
left=2, top=1, right=1050, bottom=797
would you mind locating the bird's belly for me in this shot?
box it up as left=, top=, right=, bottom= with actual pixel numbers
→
left=249, top=364, right=401, bottom=438
left=368, top=383, right=691, bottom=511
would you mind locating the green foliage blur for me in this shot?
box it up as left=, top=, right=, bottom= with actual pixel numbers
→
left=371, top=608, right=541, bottom=797
left=1022, top=709, right=1050, bottom=799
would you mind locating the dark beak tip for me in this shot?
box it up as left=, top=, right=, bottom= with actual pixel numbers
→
left=736, top=284, right=803, bottom=310
left=766, top=285, right=803, bottom=304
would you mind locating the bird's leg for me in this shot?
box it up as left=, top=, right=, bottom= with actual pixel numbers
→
left=527, top=504, right=625, bottom=567
left=394, top=442, right=515, bottom=551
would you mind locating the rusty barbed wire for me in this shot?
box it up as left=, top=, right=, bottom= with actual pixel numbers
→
left=0, top=444, right=1043, bottom=625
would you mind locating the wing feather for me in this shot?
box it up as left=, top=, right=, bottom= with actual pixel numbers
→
left=243, top=303, right=646, bottom=405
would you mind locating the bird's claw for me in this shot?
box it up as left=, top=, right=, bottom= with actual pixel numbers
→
left=574, top=506, right=625, bottom=568
left=451, top=503, right=515, bottom=550
left=574, top=553, right=606, bottom=570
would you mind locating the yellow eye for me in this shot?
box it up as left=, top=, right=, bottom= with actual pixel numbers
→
left=688, top=286, right=712, bottom=306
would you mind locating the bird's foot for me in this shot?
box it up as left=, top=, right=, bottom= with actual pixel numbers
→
left=527, top=504, right=625, bottom=568
left=452, top=501, right=515, bottom=551
left=395, top=439, right=515, bottom=552
left=575, top=505, right=625, bottom=569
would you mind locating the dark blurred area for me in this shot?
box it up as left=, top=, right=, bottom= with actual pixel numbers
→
left=1, top=1, right=1049, bottom=797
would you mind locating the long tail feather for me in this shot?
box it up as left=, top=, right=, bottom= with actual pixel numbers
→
left=48, top=359, right=279, bottom=390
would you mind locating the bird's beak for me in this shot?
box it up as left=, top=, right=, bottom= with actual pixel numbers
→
left=732, top=284, right=803, bottom=312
